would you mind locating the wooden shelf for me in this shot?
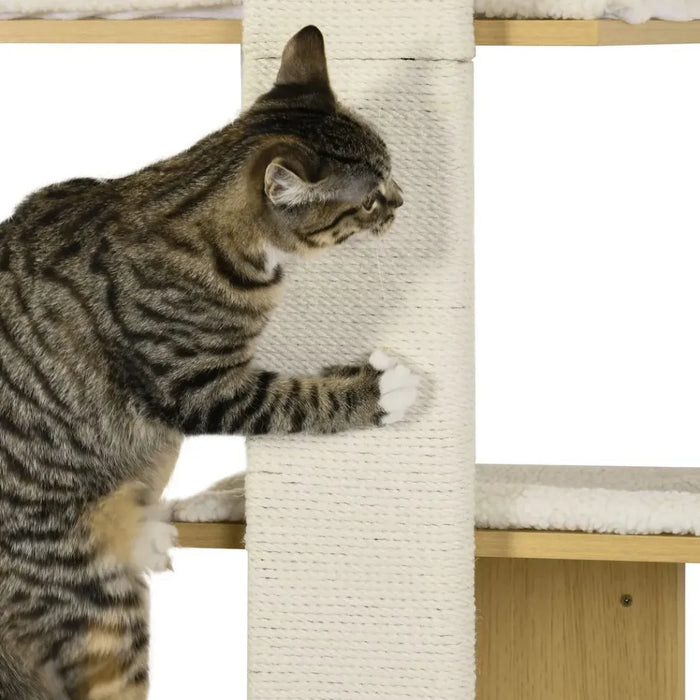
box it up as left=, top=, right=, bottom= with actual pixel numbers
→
left=0, top=19, right=242, bottom=44
left=475, top=18, right=700, bottom=45
left=176, top=522, right=700, bottom=563
left=176, top=521, right=245, bottom=549
left=477, top=529, right=700, bottom=563
left=1, top=18, right=700, bottom=46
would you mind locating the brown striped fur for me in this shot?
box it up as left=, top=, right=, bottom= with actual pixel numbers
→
left=0, top=26, right=405, bottom=698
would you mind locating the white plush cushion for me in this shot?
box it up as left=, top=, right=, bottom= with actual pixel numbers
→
left=0, top=0, right=238, bottom=14
left=477, top=465, right=700, bottom=534
left=475, top=0, right=700, bottom=22
left=2, top=0, right=700, bottom=23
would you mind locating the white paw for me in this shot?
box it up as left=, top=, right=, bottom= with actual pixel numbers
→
left=169, top=491, right=246, bottom=523
left=369, top=349, right=420, bottom=426
left=131, top=507, right=178, bottom=573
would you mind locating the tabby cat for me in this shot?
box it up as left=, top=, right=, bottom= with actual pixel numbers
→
left=0, top=25, right=417, bottom=700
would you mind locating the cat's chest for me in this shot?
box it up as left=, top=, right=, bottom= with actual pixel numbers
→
left=264, top=244, right=292, bottom=275
left=212, top=247, right=288, bottom=322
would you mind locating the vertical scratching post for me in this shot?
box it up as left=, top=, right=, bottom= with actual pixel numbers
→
left=243, top=3, right=475, bottom=697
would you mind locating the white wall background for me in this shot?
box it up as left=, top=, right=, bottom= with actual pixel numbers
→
left=1, top=41, right=699, bottom=699
left=475, top=44, right=700, bottom=699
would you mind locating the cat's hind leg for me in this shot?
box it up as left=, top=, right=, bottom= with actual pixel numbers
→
left=2, top=554, right=151, bottom=700
left=70, top=478, right=176, bottom=698
left=65, top=575, right=151, bottom=700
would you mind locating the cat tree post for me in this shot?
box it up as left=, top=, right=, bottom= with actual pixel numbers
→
left=242, top=1, right=476, bottom=698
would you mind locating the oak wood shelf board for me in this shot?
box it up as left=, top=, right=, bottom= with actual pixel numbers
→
left=2, top=19, right=700, bottom=46
left=474, top=18, right=700, bottom=45
left=0, top=19, right=242, bottom=44
left=175, top=522, right=700, bottom=562
left=476, top=529, right=700, bottom=563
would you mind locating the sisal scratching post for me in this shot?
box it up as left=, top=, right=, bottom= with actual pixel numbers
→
left=243, top=2, right=475, bottom=698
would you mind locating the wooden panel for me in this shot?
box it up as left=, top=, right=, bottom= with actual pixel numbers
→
left=478, top=528, right=700, bottom=563
left=176, top=522, right=700, bottom=562
left=0, top=19, right=242, bottom=44
left=1, top=18, right=700, bottom=46
left=476, top=558, right=685, bottom=700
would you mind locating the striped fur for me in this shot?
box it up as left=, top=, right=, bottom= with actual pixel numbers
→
left=0, top=26, right=406, bottom=699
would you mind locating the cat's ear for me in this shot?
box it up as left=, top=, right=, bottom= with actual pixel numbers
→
left=264, top=159, right=314, bottom=208
left=276, top=25, right=330, bottom=89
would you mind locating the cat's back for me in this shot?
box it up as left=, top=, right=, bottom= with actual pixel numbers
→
left=0, top=177, right=128, bottom=444
left=6, top=177, right=118, bottom=248
left=0, top=176, right=125, bottom=354
left=0, top=176, right=177, bottom=503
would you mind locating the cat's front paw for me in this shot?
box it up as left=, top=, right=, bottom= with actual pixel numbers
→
left=370, top=349, right=419, bottom=425
left=131, top=506, right=178, bottom=573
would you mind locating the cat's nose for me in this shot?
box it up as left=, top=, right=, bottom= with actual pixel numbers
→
left=388, top=180, right=403, bottom=208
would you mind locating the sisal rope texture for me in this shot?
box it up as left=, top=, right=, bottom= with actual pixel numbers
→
left=243, top=2, right=475, bottom=698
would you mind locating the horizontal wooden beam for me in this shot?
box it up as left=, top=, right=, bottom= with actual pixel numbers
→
left=2, top=18, right=700, bottom=46
left=176, top=521, right=245, bottom=549
left=476, top=529, right=700, bottom=563
left=175, top=522, right=700, bottom=563
left=0, top=19, right=242, bottom=44
left=475, top=18, right=700, bottom=45
left=599, top=18, right=700, bottom=44
left=475, top=18, right=599, bottom=45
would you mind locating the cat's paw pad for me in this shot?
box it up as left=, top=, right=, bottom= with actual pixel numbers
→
left=169, top=491, right=245, bottom=523
left=370, top=349, right=419, bottom=425
left=131, top=508, right=178, bottom=573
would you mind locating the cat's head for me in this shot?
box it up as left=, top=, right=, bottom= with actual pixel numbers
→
left=246, top=26, right=403, bottom=254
